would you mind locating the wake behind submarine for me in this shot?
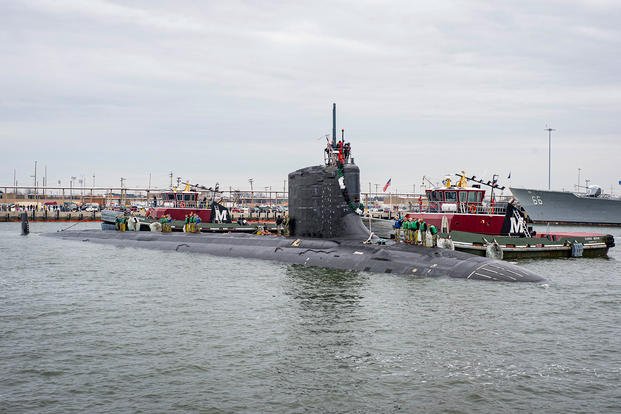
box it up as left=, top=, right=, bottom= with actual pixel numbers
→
left=45, top=105, right=544, bottom=282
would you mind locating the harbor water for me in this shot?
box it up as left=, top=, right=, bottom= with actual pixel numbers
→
left=1, top=222, right=620, bottom=413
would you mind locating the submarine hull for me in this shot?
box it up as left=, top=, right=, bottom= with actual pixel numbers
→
left=44, top=230, right=543, bottom=282
left=43, top=105, right=544, bottom=283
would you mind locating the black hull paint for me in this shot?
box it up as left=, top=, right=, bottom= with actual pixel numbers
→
left=44, top=230, right=543, bottom=282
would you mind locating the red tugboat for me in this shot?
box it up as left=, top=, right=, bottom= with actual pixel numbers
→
left=101, top=181, right=235, bottom=231
left=401, top=173, right=615, bottom=259
left=405, top=172, right=525, bottom=236
left=145, top=183, right=220, bottom=223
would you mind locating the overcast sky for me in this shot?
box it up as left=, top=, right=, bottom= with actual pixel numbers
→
left=1, top=0, right=620, bottom=195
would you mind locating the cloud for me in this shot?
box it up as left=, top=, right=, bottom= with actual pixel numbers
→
left=1, top=0, right=620, bottom=192
left=19, top=0, right=206, bottom=32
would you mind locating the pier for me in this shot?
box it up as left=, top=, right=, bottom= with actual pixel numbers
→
left=0, top=184, right=431, bottom=221
left=1, top=183, right=515, bottom=223
left=0, top=210, right=101, bottom=222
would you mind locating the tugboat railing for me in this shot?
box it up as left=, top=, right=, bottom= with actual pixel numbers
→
left=159, top=200, right=203, bottom=209
left=155, top=193, right=209, bottom=209
left=410, top=201, right=508, bottom=215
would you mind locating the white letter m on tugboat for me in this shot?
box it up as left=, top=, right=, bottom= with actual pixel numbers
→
left=215, top=209, right=229, bottom=222
left=509, top=217, right=525, bottom=234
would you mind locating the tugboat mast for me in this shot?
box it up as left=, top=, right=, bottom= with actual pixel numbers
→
left=332, top=102, right=337, bottom=149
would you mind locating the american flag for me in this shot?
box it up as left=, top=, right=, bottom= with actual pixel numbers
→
left=383, top=178, right=392, bottom=192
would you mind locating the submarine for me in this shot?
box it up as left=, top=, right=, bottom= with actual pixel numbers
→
left=44, top=105, right=544, bottom=282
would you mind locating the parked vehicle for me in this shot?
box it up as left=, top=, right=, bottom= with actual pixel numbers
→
left=82, top=203, right=100, bottom=212
left=62, top=202, right=79, bottom=212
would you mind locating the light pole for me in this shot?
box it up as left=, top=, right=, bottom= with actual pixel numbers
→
left=577, top=168, right=581, bottom=191
left=545, top=125, right=556, bottom=190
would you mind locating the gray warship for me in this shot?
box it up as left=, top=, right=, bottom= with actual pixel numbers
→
left=510, top=187, right=621, bottom=226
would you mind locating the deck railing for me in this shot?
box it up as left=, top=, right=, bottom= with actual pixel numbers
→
left=408, top=200, right=509, bottom=215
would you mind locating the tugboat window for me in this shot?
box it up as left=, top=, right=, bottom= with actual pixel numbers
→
left=468, top=191, right=478, bottom=202
left=445, top=191, right=457, bottom=202
left=459, top=191, right=467, bottom=202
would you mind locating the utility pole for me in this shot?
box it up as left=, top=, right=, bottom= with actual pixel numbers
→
left=79, top=178, right=84, bottom=204
left=70, top=176, right=76, bottom=199
left=120, top=177, right=126, bottom=207
left=34, top=160, right=37, bottom=197
left=249, top=178, right=254, bottom=207
left=545, top=125, right=556, bottom=190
